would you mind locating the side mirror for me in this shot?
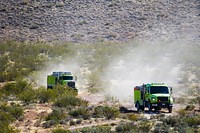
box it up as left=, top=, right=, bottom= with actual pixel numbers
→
left=74, top=76, right=77, bottom=81
left=169, top=87, right=172, bottom=94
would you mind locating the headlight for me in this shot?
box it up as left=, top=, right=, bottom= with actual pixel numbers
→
left=170, top=97, right=173, bottom=103
left=152, top=97, right=156, bottom=101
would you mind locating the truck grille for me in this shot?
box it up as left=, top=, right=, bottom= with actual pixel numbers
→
left=67, top=81, right=75, bottom=88
left=158, top=97, right=168, bottom=102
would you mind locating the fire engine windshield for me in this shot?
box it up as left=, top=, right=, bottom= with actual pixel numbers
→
left=150, top=86, right=169, bottom=94
left=62, top=76, right=73, bottom=80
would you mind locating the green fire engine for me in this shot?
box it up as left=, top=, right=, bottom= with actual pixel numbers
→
left=134, top=83, right=173, bottom=113
left=47, top=72, right=77, bottom=91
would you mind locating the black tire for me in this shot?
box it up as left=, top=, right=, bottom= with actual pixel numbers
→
left=168, top=107, right=172, bottom=113
left=140, top=106, right=144, bottom=111
left=148, top=102, right=152, bottom=112
left=136, top=102, right=140, bottom=112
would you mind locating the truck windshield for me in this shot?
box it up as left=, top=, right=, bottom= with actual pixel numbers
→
left=150, top=86, right=169, bottom=94
left=62, top=76, right=73, bottom=80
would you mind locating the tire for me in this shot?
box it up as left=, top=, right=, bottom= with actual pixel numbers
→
left=168, top=107, right=172, bottom=113
left=136, top=102, right=140, bottom=112
left=148, top=102, right=152, bottom=112
left=140, top=106, right=144, bottom=111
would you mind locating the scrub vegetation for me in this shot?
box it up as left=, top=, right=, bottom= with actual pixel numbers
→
left=0, top=41, right=200, bottom=132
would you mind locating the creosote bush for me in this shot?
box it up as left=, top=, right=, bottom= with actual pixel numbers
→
left=69, top=107, right=91, bottom=119
left=45, top=109, right=66, bottom=124
left=93, top=105, right=119, bottom=119
left=0, top=41, right=75, bottom=81
left=78, top=125, right=111, bottom=133
left=0, top=79, right=30, bottom=96
left=54, top=95, right=88, bottom=107
left=115, top=122, right=136, bottom=132
left=0, top=103, right=23, bottom=133
left=18, top=88, right=37, bottom=104
left=36, top=87, right=53, bottom=103
left=52, top=128, right=71, bottom=133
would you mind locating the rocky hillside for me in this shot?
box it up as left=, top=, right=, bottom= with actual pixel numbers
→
left=0, top=0, right=199, bottom=43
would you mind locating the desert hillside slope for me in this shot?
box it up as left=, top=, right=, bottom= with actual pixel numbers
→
left=0, top=0, right=199, bottom=42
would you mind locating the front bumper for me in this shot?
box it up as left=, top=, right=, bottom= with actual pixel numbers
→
left=151, top=103, right=173, bottom=108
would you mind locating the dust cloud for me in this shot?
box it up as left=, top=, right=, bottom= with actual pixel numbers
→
left=103, top=38, right=200, bottom=101
left=30, top=59, right=81, bottom=88
left=30, top=37, right=199, bottom=102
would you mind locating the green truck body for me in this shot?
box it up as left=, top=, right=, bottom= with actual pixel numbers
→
left=47, top=72, right=77, bottom=91
left=134, top=83, right=173, bottom=113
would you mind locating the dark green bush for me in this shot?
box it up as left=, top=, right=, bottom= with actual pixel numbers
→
left=0, top=79, right=31, bottom=96
left=54, top=95, right=88, bottom=107
left=153, top=122, right=170, bottom=133
left=69, top=107, right=91, bottom=119
left=115, top=122, right=136, bottom=132
left=0, top=110, right=14, bottom=126
left=127, top=113, right=140, bottom=121
left=36, top=87, right=52, bottom=103
left=0, top=41, right=75, bottom=81
left=52, top=128, right=71, bottom=133
left=78, top=125, right=111, bottom=133
left=0, top=103, right=23, bottom=120
left=185, top=104, right=195, bottom=111
left=184, top=115, right=200, bottom=127
left=137, top=120, right=153, bottom=133
left=18, top=88, right=36, bottom=104
left=163, top=115, right=179, bottom=127
left=69, top=120, right=76, bottom=126
left=46, top=109, right=66, bottom=124
left=0, top=82, right=16, bottom=96
left=42, top=120, right=56, bottom=128
left=93, top=106, right=119, bottom=119
left=0, top=103, right=23, bottom=133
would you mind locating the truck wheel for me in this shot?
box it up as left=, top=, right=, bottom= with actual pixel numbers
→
left=140, top=106, right=144, bottom=111
left=168, top=107, right=172, bottom=113
left=148, top=102, right=152, bottom=112
left=136, top=102, right=140, bottom=112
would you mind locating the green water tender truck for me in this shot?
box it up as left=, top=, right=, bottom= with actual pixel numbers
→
left=47, top=72, right=77, bottom=91
left=134, top=83, right=173, bottom=113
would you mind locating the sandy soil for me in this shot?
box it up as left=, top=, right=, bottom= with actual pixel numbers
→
left=9, top=92, right=193, bottom=133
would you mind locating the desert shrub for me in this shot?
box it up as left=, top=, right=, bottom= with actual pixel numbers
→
left=50, top=85, right=78, bottom=99
left=54, top=95, right=88, bottom=107
left=153, top=122, right=170, bottom=133
left=137, top=120, right=153, bottom=133
left=42, top=120, right=56, bottom=128
left=185, top=104, right=195, bottom=111
left=18, top=88, right=36, bottom=104
left=0, top=41, right=75, bottom=81
left=93, top=106, right=119, bottom=119
left=163, top=115, right=179, bottom=127
left=0, top=110, right=14, bottom=126
left=69, top=107, right=91, bottom=119
left=76, top=119, right=82, bottom=124
left=78, top=125, right=111, bottom=133
left=184, top=115, right=200, bottom=127
left=0, top=79, right=31, bottom=97
left=0, top=82, right=17, bottom=96
left=36, top=87, right=52, bottom=103
left=52, top=128, right=71, bottom=133
left=0, top=104, right=23, bottom=133
left=115, top=122, right=136, bottom=132
left=127, top=114, right=140, bottom=121
left=46, top=109, right=66, bottom=124
left=0, top=103, right=23, bottom=120
left=177, top=108, right=188, bottom=117
left=69, top=120, right=76, bottom=126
